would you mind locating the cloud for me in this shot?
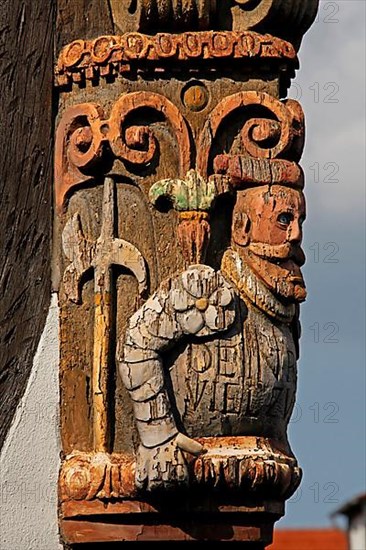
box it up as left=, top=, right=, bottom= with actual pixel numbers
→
left=289, top=1, right=366, bottom=219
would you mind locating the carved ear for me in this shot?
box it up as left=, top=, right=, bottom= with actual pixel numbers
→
left=232, top=212, right=251, bottom=247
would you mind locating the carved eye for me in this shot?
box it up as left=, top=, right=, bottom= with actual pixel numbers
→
left=277, top=212, right=294, bottom=226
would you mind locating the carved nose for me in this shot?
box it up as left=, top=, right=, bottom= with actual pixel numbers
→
left=288, top=222, right=302, bottom=243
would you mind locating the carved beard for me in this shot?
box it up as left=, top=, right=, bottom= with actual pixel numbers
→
left=242, top=242, right=307, bottom=303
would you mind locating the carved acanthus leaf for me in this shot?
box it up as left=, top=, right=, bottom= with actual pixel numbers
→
left=149, top=170, right=216, bottom=212
left=60, top=437, right=301, bottom=503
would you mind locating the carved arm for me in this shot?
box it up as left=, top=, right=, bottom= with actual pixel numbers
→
left=117, top=265, right=236, bottom=490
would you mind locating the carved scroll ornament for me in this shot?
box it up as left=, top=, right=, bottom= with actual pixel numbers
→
left=196, top=90, right=305, bottom=175
left=56, top=89, right=304, bottom=282
left=55, top=92, right=191, bottom=212
left=56, top=90, right=304, bottom=212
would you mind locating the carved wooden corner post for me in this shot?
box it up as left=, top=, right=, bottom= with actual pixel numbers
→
left=55, top=1, right=319, bottom=545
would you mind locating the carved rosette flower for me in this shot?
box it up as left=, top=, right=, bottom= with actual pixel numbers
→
left=169, top=265, right=236, bottom=337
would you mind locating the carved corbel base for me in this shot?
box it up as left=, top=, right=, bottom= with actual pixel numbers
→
left=61, top=500, right=282, bottom=545
left=59, top=436, right=300, bottom=544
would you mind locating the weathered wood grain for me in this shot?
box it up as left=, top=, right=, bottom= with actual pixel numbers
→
left=57, top=0, right=115, bottom=51
left=0, top=0, right=54, bottom=448
left=62, top=519, right=271, bottom=544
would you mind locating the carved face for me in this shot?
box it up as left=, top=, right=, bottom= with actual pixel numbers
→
left=232, top=185, right=307, bottom=302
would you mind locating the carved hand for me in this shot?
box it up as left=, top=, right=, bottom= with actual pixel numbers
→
left=135, top=433, right=205, bottom=492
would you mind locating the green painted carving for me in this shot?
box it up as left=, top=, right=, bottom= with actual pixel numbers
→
left=149, top=170, right=216, bottom=212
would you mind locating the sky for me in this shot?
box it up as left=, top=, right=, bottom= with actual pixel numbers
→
left=278, top=0, right=366, bottom=528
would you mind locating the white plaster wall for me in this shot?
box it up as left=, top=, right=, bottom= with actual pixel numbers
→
left=0, top=293, right=62, bottom=550
left=349, top=503, right=366, bottom=550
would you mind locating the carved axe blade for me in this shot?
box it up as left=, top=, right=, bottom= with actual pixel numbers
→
left=62, top=213, right=95, bottom=303
left=110, top=238, right=148, bottom=296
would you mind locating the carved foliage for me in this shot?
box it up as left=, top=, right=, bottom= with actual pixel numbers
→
left=59, top=438, right=301, bottom=503
left=192, top=437, right=301, bottom=498
left=129, top=0, right=217, bottom=31
left=149, top=170, right=216, bottom=264
left=109, top=0, right=217, bottom=32
left=60, top=452, right=136, bottom=502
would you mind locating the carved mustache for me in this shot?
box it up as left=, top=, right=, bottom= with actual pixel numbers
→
left=248, top=242, right=306, bottom=266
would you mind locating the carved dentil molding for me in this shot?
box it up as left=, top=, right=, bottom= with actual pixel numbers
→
left=55, top=30, right=297, bottom=88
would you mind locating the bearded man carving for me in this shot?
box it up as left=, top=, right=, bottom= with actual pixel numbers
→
left=118, top=183, right=306, bottom=491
